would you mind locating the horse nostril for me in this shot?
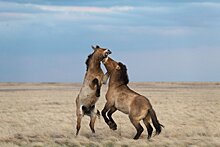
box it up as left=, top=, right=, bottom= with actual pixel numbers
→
left=108, top=50, right=112, bottom=54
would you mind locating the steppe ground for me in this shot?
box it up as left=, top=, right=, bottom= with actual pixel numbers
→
left=0, top=82, right=220, bottom=147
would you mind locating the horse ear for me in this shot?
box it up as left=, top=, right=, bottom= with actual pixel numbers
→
left=116, top=65, right=121, bottom=70
left=91, top=45, right=100, bottom=50
left=91, top=45, right=97, bottom=51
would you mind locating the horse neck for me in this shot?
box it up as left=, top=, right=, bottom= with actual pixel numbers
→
left=108, top=72, right=123, bottom=87
left=83, top=64, right=101, bottom=86
left=88, top=57, right=101, bottom=72
left=104, top=64, right=122, bottom=87
left=104, top=64, right=114, bottom=75
left=103, top=57, right=117, bottom=74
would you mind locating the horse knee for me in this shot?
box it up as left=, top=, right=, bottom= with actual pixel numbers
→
left=107, top=107, right=116, bottom=118
left=102, top=104, right=110, bottom=117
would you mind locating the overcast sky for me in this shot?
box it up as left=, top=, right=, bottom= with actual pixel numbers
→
left=0, top=0, right=220, bottom=82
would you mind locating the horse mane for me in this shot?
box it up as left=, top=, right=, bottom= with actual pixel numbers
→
left=85, top=53, right=93, bottom=71
left=117, top=62, right=129, bottom=85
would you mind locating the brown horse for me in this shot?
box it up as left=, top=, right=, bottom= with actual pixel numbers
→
left=75, top=46, right=111, bottom=135
left=101, top=57, right=163, bottom=139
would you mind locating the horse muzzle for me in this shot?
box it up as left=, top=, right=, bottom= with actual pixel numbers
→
left=104, top=49, right=112, bottom=57
left=107, top=49, right=112, bottom=55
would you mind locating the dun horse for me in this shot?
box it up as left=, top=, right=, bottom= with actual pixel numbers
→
left=75, top=46, right=111, bottom=135
left=102, top=57, right=163, bottom=139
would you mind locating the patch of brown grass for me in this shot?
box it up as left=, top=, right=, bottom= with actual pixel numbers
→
left=0, top=82, right=220, bottom=146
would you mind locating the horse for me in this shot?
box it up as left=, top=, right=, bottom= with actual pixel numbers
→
left=75, top=45, right=111, bottom=135
left=101, top=57, right=163, bottom=139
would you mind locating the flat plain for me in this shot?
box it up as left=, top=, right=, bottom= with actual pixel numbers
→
left=0, top=82, right=220, bottom=147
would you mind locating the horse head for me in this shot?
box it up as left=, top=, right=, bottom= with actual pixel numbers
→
left=92, top=45, right=112, bottom=60
left=101, top=56, right=129, bottom=85
left=86, top=45, right=112, bottom=71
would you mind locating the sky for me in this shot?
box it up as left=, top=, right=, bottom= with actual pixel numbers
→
left=0, top=0, right=220, bottom=82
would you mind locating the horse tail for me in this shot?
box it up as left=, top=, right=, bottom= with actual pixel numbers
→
left=148, top=108, right=164, bottom=135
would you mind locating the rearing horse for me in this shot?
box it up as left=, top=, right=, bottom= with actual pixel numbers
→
left=75, top=46, right=111, bottom=135
left=101, top=57, right=163, bottom=139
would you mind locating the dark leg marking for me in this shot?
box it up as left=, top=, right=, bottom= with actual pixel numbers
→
left=102, top=103, right=112, bottom=126
left=107, top=107, right=117, bottom=130
left=143, top=117, right=153, bottom=139
left=130, top=117, right=144, bottom=140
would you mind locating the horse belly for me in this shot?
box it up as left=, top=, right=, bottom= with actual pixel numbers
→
left=78, top=86, right=98, bottom=106
left=115, top=99, right=130, bottom=114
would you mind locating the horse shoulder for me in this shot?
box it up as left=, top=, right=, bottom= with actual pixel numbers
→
left=111, top=88, right=132, bottom=114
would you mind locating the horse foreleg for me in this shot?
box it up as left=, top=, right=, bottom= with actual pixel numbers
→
left=107, top=107, right=117, bottom=130
left=129, top=116, right=144, bottom=140
left=91, top=78, right=100, bottom=97
left=101, top=102, right=112, bottom=126
left=76, top=114, right=83, bottom=136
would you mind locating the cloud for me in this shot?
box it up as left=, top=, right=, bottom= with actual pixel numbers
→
left=0, top=1, right=134, bottom=22
left=90, top=25, right=192, bottom=37
left=33, top=5, right=134, bottom=13
left=190, top=2, right=220, bottom=8
left=0, top=12, right=32, bottom=21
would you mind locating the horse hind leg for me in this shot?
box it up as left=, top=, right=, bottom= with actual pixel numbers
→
left=86, top=106, right=97, bottom=133
left=89, top=108, right=101, bottom=133
left=143, top=115, right=153, bottom=139
left=129, top=116, right=144, bottom=140
left=76, top=114, right=83, bottom=136
left=89, top=114, right=97, bottom=133
left=107, top=107, right=117, bottom=130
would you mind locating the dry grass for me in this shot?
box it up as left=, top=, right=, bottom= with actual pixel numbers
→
left=0, top=82, right=220, bottom=147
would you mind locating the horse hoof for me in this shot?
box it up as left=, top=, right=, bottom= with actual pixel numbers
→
left=111, top=126, right=117, bottom=130
left=133, top=136, right=139, bottom=140
left=91, top=129, right=95, bottom=133
left=109, top=122, right=117, bottom=130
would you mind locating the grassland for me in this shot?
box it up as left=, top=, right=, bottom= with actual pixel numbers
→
left=0, top=82, right=220, bottom=147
